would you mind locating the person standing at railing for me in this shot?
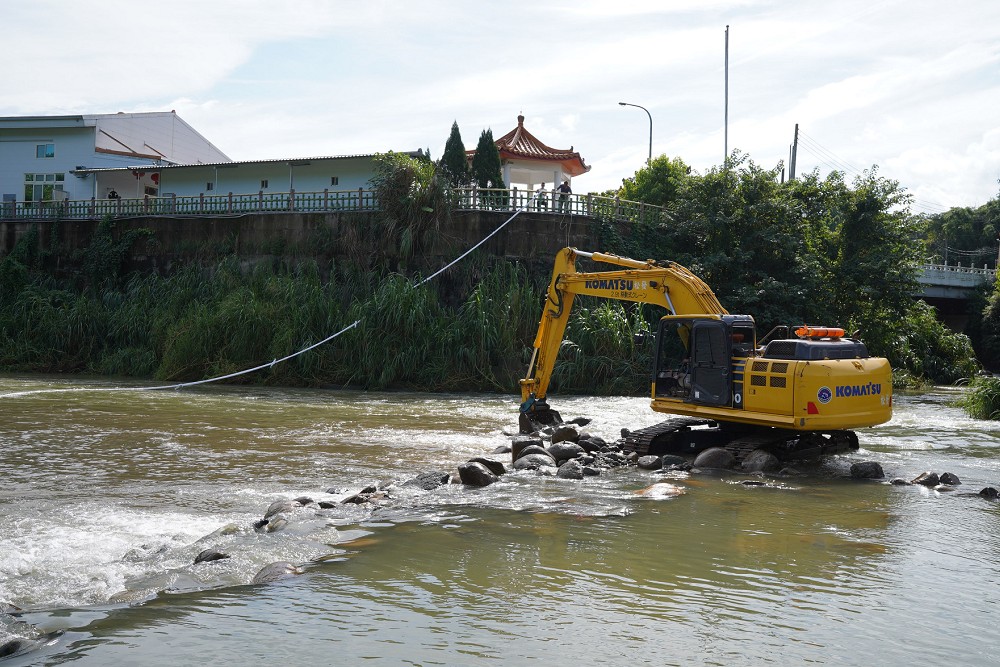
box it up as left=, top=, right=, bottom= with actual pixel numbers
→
left=557, top=180, right=572, bottom=213
left=535, top=183, right=548, bottom=211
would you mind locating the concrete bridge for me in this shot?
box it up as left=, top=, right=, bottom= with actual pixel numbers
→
left=918, top=263, right=996, bottom=330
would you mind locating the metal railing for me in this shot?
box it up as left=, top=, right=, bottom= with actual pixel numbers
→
left=0, top=187, right=669, bottom=225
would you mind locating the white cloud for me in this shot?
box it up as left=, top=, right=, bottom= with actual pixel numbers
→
left=2, top=0, right=999, bottom=211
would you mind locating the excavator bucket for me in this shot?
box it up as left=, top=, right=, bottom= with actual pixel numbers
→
left=518, top=402, right=563, bottom=434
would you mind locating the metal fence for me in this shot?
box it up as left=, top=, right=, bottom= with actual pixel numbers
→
left=0, top=187, right=669, bottom=225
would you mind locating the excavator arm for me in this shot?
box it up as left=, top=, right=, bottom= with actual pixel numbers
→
left=519, top=247, right=727, bottom=412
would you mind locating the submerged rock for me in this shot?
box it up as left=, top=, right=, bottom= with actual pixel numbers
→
left=635, top=482, right=686, bottom=499
left=264, top=499, right=295, bottom=520
left=251, top=561, right=303, bottom=584
left=458, top=462, right=499, bottom=487
left=979, top=487, right=999, bottom=500
left=567, top=417, right=592, bottom=427
left=912, top=471, right=940, bottom=487
left=850, top=461, right=885, bottom=479
left=403, top=471, right=452, bottom=490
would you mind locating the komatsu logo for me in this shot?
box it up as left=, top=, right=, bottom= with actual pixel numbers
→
left=584, top=279, right=636, bottom=290
left=835, top=383, right=882, bottom=398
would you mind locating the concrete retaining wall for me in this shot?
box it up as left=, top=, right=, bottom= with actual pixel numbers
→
left=0, top=210, right=614, bottom=277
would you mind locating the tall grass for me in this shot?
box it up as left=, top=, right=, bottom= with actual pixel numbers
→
left=959, top=376, right=1000, bottom=420
left=0, top=222, right=665, bottom=395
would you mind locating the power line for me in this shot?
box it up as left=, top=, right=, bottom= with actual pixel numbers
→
left=794, top=128, right=954, bottom=214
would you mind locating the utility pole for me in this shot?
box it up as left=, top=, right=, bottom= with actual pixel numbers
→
left=724, top=25, right=729, bottom=165
left=789, top=123, right=799, bottom=180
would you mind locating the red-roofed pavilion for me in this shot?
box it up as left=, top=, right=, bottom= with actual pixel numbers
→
left=469, top=114, right=590, bottom=191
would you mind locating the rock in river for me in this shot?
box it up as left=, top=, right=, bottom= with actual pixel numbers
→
left=557, top=459, right=585, bottom=480
left=743, top=449, right=780, bottom=474
left=512, top=453, right=558, bottom=471
left=194, top=548, right=230, bottom=565
left=403, top=471, right=452, bottom=490
left=251, top=561, right=304, bottom=585
left=850, top=461, right=885, bottom=479
left=693, top=447, right=735, bottom=470
left=637, top=455, right=663, bottom=470
left=458, top=461, right=499, bottom=487
left=548, top=441, right=584, bottom=463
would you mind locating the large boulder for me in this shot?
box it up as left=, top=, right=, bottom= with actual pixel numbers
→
left=515, top=444, right=551, bottom=461
left=850, top=461, right=885, bottom=479
left=512, top=453, right=558, bottom=471
left=637, top=455, right=663, bottom=470
left=557, top=459, right=585, bottom=480
left=551, top=424, right=581, bottom=445
left=939, top=472, right=961, bottom=486
left=660, top=454, right=689, bottom=470
left=548, top=441, right=584, bottom=463
left=468, top=457, right=506, bottom=476
left=742, top=449, right=780, bottom=473
left=912, top=471, right=940, bottom=487
left=979, top=487, right=999, bottom=500
left=458, top=462, right=499, bottom=487
left=693, top=447, right=735, bottom=470
left=512, top=435, right=544, bottom=460
left=577, top=437, right=604, bottom=453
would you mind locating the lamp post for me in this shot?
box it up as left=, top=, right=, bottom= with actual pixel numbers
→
left=618, top=101, right=652, bottom=164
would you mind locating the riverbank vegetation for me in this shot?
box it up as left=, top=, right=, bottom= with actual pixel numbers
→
left=0, top=151, right=988, bottom=394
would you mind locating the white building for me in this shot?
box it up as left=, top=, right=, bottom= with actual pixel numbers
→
left=78, top=154, right=395, bottom=201
left=0, top=111, right=230, bottom=205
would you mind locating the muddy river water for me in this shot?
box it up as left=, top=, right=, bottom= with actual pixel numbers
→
left=1, top=375, right=999, bottom=665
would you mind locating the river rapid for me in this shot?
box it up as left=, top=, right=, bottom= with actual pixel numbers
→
left=1, top=375, right=999, bottom=666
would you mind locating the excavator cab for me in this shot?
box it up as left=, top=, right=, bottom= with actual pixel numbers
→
left=653, top=314, right=756, bottom=409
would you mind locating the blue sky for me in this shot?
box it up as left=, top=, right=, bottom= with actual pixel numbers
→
left=3, top=0, right=998, bottom=213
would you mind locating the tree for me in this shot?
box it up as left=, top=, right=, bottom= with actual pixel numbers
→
left=471, top=129, right=504, bottom=190
left=618, top=155, right=692, bottom=208
left=439, top=121, right=468, bottom=186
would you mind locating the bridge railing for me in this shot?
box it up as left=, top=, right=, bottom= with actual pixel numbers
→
left=922, top=263, right=996, bottom=277
left=1, top=187, right=669, bottom=226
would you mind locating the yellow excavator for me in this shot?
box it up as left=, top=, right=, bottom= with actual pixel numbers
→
left=519, top=248, right=893, bottom=461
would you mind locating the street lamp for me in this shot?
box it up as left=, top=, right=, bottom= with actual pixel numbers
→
left=618, top=101, right=652, bottom=164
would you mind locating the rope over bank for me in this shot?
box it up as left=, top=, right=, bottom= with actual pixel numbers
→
left=0, top=208, right=525, bottom=400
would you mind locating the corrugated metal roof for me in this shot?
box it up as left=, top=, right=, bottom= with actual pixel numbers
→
left=70, top=152, right=418, bottom=174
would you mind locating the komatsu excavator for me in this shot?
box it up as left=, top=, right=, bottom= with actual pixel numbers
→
left=519, top=248, right=893, bottom=461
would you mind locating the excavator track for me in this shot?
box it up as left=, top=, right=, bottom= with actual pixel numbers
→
left=622, top=418, right=860, bottom=463
left=621, top=417, right=719, bottom=457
